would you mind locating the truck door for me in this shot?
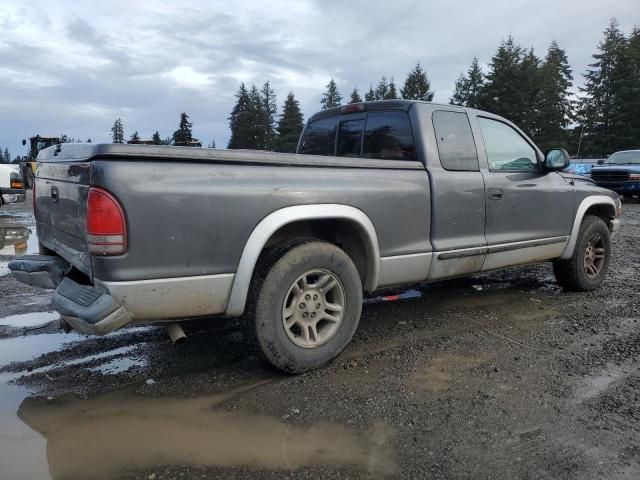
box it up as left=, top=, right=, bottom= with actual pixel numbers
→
left=471, top=115, right=574, bottom=271
left=424, top=109, right=487, bottom=280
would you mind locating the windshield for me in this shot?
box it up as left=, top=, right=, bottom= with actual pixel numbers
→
left=607, top=151, right=640, bottom=165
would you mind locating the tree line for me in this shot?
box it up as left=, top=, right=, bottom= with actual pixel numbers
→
left=228, top=19, right=639, bottom=157
left=0, top=147, right=11, bottom=163
left=109, top=113, right=213, bottom=147
left=451, top=19, right=640, bottom=157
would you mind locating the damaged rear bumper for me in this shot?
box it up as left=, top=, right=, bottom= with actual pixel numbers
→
left=9, top=255, right=235, bottom=335
left=9, top=255, right=131, bottom=335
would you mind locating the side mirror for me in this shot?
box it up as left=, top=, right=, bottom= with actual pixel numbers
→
left=22, top=139, right=26, bottom=146
left=544, top=148, right=570, bottom=171
left=597, top=159, right=604, bottom=165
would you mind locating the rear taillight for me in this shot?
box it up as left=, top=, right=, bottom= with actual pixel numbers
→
left=87, top=187, right=127, bottom=255
left=10, top=172, right=23, bottom=189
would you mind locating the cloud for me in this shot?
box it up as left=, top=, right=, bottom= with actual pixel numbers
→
left=0, top=0, right=638, bottom=155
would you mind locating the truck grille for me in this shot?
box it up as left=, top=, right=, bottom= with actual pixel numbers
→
left=591, top=170, right=630, bottom=182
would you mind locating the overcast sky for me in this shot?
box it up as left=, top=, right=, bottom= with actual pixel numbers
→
left=0, top=0, right=638, bottom=156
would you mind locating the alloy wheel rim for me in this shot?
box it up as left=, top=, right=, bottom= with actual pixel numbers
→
left=282, top=269, right=345, bottom=348
left=583, top=232, right=606, bottom=279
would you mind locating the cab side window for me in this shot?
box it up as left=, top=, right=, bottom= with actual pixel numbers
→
left=432, top=111, right=479, bottom=171
left=478, top=117, right=537, bottom=171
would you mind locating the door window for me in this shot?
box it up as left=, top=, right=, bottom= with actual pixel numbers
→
left=478, top=117, right=537, bottom=171
left=432, top=111, right=479, bottom=171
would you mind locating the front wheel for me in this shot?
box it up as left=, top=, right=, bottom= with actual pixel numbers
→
left=553, top=215, right=611, bottom=291
left=246, top=240, right=363, bottom=373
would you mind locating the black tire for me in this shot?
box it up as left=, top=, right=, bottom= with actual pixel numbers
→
left=246, top=240, right=363, bottom=373
left=553, top=215, right=611, bottom=291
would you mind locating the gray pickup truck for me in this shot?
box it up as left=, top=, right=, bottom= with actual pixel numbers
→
left=10, top=100, right=621, bottom=372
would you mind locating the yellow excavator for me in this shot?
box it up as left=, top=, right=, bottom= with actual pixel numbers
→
left=21, top=135, right=60, bottom=188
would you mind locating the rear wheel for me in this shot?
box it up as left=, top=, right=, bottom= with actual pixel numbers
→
left=246, top=240, right=363, bottom=373
left=553, top=215, right=611, bottom=291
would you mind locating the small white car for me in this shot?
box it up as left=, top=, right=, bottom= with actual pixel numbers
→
left=0, top=163, right=26, bottom=207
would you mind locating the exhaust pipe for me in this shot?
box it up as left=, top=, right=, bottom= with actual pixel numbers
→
left=166, top=322, right=187, bottom=345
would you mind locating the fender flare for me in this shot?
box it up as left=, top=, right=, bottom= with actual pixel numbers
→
left=560, top=195, right=617, bottom=259
left=225, top=204, right=381, bottom=316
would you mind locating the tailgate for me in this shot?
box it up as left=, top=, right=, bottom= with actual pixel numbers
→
left=35, top=160, right=92, bottom=276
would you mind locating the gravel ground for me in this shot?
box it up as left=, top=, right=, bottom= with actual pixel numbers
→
left=0, top=196, right=638, bottom=480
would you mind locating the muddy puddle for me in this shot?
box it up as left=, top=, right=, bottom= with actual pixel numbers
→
left=15, top=386, right=396, bottom=479
left=0, top=311, right=396, bottom=479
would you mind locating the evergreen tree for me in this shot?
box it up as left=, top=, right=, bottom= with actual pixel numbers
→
left=401, top=63, right=434, bottom=101
left=450, top=57, right=484, bottom=108
left=479, top=36, right=546, bottom=140
left=261, top=81, right=277, bottom=150
left=86, top=138, right=92, bottom=143
left=625, top=27, right=640, bottom=148
left=152, top=131, right=162, bottom=145
left=130, top=131, right=140, bottom=142
left=374, top=76, right=389, bottom=100
left=517, top=47, right=544, bottom=138
left=578, top=19, right=631, bottom=156
left=0, top=146, right=4, bottom=164
left=276, top=92, right=305, bottom=153
left=320, top=78, right=342, bottom=109
left=364, top=85, right=376, bottom=102
left=349, top=88, right=363, bottom=103
left=536, top=41, right=574, bottom=151
left=208, top=138, right=216, bottom=148
left=450, top=73, right=468, bottom=106
left=385, top=77, right=399, bottom=99
left=3, top=148, right=9, bottom=163
left=480, top=36, right=524, bottom=119
left=110, top=118, right=124, bottom=143
left=249, top=84, right=268, bottom=149
left=228, top=83, right=252, bottom=149
left=173, top=112, right=193, bottom=144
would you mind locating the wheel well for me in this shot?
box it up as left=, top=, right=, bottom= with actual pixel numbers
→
left=262, top=219, right=370, bottom=286
left=584, top=204, right=614, bottom=223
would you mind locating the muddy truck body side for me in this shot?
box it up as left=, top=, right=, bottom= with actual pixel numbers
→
left=10, top=100, right=621, bottom=372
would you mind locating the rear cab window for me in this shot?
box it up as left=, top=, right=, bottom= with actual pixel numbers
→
left=298, top=110, right=416, bottom=161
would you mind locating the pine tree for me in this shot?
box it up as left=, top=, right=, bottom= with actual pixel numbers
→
left=349, top=88, right=363, bottom=103
left=249, top=84, right=268, bottom=149
left=578, top=19, right=630, bottom=156
left=320, top=78, right=342, bottom=109
left=110, top=118, right=124, bottom=143
left=517, top=47, right=544, bottom=138
left=129, top=131, right=140, bottom=142
left=276, top=92, right=305, bottom=153
left=401, top=63, right=434, bottom=101
left=624, top=27, right=640, bottom=148
left=385, top=77, right=399, bottom=99
left=261, top=81, right=277, bottom=150
left=536, top=41, right=574, bottom=151
left=228, top=83, right=253, bottom=149
left=364, top=85, right=376, bottom=101
left=86, top=138, right=92, bottom=143
left=152, top=131, right=162, bottom=145
left=208, top=138, right=216, bottom=148
left=3, top=148, right=9, bottom=163
left=374, top=76, right=389, bottom=100
left=480, top=36, right=540, bottom=132
left=450, top=57, right=484, bottom=108
left=173, top=113, right=193, bottom=144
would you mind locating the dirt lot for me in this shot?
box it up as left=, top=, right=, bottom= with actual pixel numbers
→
left=0, top=196, right=639, bottom=480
